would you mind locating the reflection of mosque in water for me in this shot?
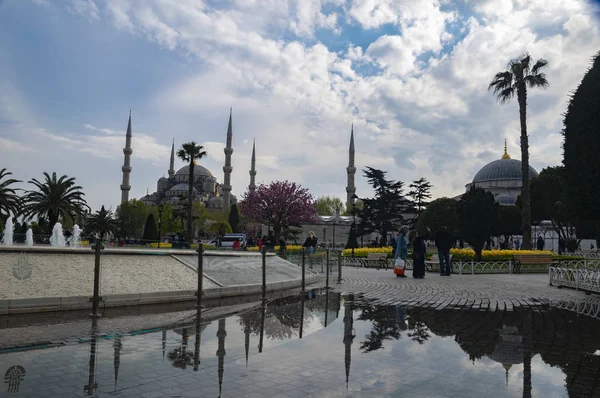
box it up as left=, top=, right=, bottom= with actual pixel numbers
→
left=80, top=294, right=600, bottom=398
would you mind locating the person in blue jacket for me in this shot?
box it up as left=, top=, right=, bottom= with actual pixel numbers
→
left=394, top=227, right=408, bottom=277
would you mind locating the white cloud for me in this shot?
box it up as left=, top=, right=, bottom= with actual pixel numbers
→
left=4, top=0, right=600, bottom=211
left=0, top=137, right=36, bottom=153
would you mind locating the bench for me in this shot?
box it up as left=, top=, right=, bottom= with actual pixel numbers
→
left=425, top=254, right=453, bottom=273
left=361, top=253, right=389, bottom=270
left=512, top=253, right=553, bottom=274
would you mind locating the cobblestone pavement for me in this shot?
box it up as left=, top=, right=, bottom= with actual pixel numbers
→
left=331, top=267, right=596, bottom=310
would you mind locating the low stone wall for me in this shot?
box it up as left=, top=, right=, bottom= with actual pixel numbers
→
left=0, top=252, right=204, bottom=300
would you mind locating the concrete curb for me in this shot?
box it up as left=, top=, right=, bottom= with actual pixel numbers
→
left=0, top=274, right=320, bottom=315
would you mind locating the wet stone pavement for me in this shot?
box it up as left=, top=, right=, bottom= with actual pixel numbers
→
left=1, top=268, right=600, bottom=397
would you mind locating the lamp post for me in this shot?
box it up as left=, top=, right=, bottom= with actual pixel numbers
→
left=158, top=203, right=164, bottom=248
left=554, top=201, right=564, bottom=254
left=322, top=228, right=326, bottom=248
left=333, top=205, right=340, bottom=249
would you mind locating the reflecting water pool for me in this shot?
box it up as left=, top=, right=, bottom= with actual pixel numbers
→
left=1, top=290, right=600, bottom=397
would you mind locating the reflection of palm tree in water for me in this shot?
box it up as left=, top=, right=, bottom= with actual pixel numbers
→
left=408, top=319, right=430, bottom=345
left=168, top=328, right=195, bottom=369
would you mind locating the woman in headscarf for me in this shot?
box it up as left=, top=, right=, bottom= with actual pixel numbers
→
left=394, top=227, right=408, bottom=278
left=411, top=230, right=426, bottom=278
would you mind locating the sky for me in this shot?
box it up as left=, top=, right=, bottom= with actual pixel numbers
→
left=1, top=0, right=599, bottom=212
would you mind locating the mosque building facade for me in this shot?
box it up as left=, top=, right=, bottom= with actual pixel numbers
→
left=120, top=110, right=237, bottom=211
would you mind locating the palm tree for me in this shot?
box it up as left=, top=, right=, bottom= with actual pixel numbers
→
left=489, top=53, right=549, bottom=250
left=86, top=206, right=119, bottom=239
left=22, top=172, right=89, bottom=233
left=176, top=142, right=207, bottom=242
left=0, top=168, right=21, bottom=218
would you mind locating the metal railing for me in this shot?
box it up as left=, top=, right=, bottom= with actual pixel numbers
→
left=549, top=266, right=600, bottom=293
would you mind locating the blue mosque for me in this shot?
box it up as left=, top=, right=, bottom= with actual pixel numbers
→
left=464, top=141, right=539, bottom=206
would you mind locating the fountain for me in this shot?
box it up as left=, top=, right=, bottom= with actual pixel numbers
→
left=25, top=228, right=34, bottom=247
left=1, top=218, right=14, bottom=245
left=49, top=222, right=66, bottom=248
left=72, top=224, right=81, bottom=248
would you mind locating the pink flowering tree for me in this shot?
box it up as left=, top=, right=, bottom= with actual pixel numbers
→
left=240, top=181, right=318, bottom=240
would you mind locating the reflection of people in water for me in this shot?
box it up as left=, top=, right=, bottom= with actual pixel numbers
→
left=395, top=305, right=407, bottom=330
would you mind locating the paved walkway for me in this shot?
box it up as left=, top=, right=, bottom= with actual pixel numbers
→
left=333, top=267, right=595, bottom=310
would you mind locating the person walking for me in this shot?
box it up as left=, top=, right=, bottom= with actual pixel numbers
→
left=394, top=228, right=408, bottom=278
left=537, top=235, right=545, bottom=251
left=411, top=231, right=426, bottom=278
left=435, top=225, right=452, bottom=276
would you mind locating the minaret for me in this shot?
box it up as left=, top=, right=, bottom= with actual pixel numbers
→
left=216, top=319, right=227, bottom=397
left=249, top=139, right=256, bottom=193
left=120, top=111, right=133, bottom=205
left=343, top=295, right=355, bottom=389
left=345, top=125, right=356, bottom=209
left=222, top=109, right=233, bottom=210
left=169, top=138, right=175, bottom=178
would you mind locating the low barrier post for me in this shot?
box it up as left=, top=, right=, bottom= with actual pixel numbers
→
left=90, top=239, right=104, bottom=318
left=196, top=244, right=204, bottom=309
left=325, top=249, right=330, bottom=288
left=337, top=250, right=342, bottom=284
left=262, top=247, right=267, bottom=301
left=301, top=248, right=306, bottom=293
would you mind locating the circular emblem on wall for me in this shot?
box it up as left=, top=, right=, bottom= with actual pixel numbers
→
left=12, top=253, right=32, bottom=280
left=4, top=365, right=26, bottom=393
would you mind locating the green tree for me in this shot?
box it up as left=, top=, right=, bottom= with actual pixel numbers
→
left=489, top=53, right=549, bottom=250
left=228, top=204, right=241, bottom=232
left=22, top=172, right=89, bottom=233
left=358, top=168, right=409, bottom=246
left=458, top=187, right=498, bottom=261
left=208, top=221, right=232, bottom=239
left=407, top=178, right=433, bottom=224
left=415, top=198, right=460, bottom=239
left=116, top=199, right=150, bottom=238
left=143, top=213, right=159, bottom=242
left=0, top=168, right=21, bottom=218
left=530, top=166, right=566, bottom=225
left=315, top=196, right=345, bottom=216
left=86, top=206, right=119, bottom=239
left=563, top=51, right=600, bottom=232
left=494, top=206, right=522, bottom=245
left=176, top=142, right=207, bottom=242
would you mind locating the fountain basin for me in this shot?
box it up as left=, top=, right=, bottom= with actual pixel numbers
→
left=0, top=246, right=318, bottom=314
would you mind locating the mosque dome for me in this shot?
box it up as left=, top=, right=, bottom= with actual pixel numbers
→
left=158, top=176, right=168, bottom=182
left=495, top=194, right=516, bottom=206
left=175, top=163, right=213, bottom=177
left=169, top=183, right=196, bottom=192
left=472, top=143, right=538, bottom=184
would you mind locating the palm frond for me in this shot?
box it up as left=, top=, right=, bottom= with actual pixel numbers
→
left=531, top=58, right=549, bottom=75
left=525, top=73, right=549, bottom=88
left=0, top=168, right=22, bottom=217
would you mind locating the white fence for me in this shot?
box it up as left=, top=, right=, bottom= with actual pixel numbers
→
left=550, top=298, right=600, bottom=319
left=549, top=266, right=600, bottom=294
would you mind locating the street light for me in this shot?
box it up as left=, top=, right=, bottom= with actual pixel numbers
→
left=158, top=203, right=164, bottom=248
left=333, top=205, right=340, bottom=249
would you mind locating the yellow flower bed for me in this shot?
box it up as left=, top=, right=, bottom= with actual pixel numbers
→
left=342, top=247, right=393, bottom=257
left=247, top=245, right=304, bottom=252
left=147, top=242, right=173, bottom=248
left=450, top=248, right=553, bottom=261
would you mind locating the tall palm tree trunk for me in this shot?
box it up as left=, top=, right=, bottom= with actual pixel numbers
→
left=518, top=85, right=532, bottom=250
left=187, top=162, right=194, bottom=242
